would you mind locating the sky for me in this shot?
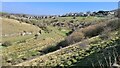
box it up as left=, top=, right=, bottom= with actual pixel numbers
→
left=1, top=0, right=120, bottom=2
left=1, top=2, right=118, bottom=15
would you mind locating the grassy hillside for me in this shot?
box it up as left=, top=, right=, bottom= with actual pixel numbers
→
left=15, top=29, right=120, bottom=66
left=1, top=17, right=71, bottom=66
left=1, top=18, right=40, bottom=35
left=1, top=13, right=120, bottom=67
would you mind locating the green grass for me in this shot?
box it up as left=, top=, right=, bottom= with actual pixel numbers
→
left=14, top=28, right=120, bottom=66
left=27, top=16, right=105, bottom=27
left=2, top=15, right=119, bottom=66
left=72, top=39, right=120, bottom=67
left=2, top=35, right=34, bottom=43
left=0, top=46, right=4, bottom=49
left=2, top=24, right=70, bottom=65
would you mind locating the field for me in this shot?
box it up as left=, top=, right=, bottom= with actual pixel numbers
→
left=1, top=17, right=70, bottom=66
left=1, top=12, right=120, bottom=67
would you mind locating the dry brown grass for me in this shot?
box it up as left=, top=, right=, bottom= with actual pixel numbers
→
left=1, top=18, right=40, bottom=35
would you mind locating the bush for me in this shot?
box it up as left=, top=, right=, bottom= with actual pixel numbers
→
left=42, top=45, right=58, bottom=54
left=34, top=34, right=39, bottom=39
left=106, top=19, right=120, bottom=30
left=2, top=41, right=12, bottom=47
left=25, top=20, right=31, bottom=23
left=57, top=22, right=105, bottom=47
left=81, top=23, right=104, bottom=38
left=66, top=31, right=85, bottom=44
left=53, top=19, right=58, bottom=22
left=69, top=20, right=74, bottom=23
left=57, top=19, right=119, bottom=48
left=57, top=32, right=85, bottom=47
left=100, top=27, right=112, bottom=40
left=73, top=16, right=76, bottom=19
left=50, top=19, right=58, bottom=23
left=21, top=57, right=27, bottom=61
left=57, top=40, right=68, bottom=48
left=66, top=30, right=73, bottom=36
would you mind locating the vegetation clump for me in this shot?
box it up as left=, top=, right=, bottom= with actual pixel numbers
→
left=2, top=41, right=12, bottom=47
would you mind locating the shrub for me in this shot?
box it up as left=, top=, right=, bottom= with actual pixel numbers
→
left=66, top=31, right=85, bottom=44
left=100, top=27, right=112, bottom=40
left=50, top=19, right=58, bottom=23
left=2, top=41, right=12, bottom=47
left=39, top=30, right=42, bottom=34
left=117, top=56, right=120, bottom=65
left=57, top=22, right=106, bottom=47
left=25, top=20, right=31, bottom=23
left=106, top=19, right=120, bottom=30
left=57, top=40, right=68, bottom=48
left=34, top=34, right=39, bottom=39
left=21, top=57, right=27, bottom=61
left=57, top=19, right=119, bottom=48
left=81, top=23, right=104, bottom=38
left=53, top=19, right=58, bottom=22
left=42, top=45, right=58, bottom=54
left=57, top=32, right=85, bottom=47
left=69, top=20, right=74, bottom=23
left=66, top=30, right=73, bottom=36
left=73, top=16, right=76, bottom=19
